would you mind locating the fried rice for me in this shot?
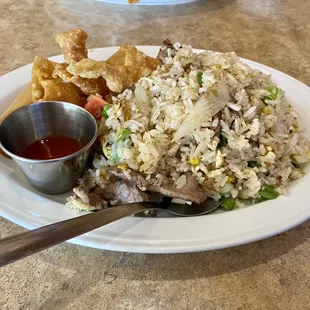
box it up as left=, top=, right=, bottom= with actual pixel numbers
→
left=67, top=43, right=310, bottom=211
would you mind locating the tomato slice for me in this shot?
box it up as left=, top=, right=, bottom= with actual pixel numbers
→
left=84, top=95, right=109, bottom=120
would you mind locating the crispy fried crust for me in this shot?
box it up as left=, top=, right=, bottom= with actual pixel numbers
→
left=67, top=45, right=160, bottom=93
left=32, top=56, right=82, bottom=105
left=0, top=83, right=32, bottom=123
left=53, top=63, right=107, bottom=96
left=55, top=28, right=88, bottom=64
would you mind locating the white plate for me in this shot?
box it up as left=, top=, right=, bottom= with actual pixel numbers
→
left=1, top=46, right=310, bottom=253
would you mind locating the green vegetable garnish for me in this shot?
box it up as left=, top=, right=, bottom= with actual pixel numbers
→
left=110, top=143, right=121, bottom=163
left=221, top=198, right=237, bottom=211
left=256, top=197, right=268, bottom=203
left=262, top=86, right=284, bottom=102
left=218, top=135, right=227, bottom=148
left=248, top=161, right=261, bottom=168
left=258, top=185, right=278, bottom=199
left=112, top=153, right=120, bottom=163
left=102, top=104, right=112, bottom=118
left=116, top=128, right=132, bottom=141
left=197, top=72, right=203, bottom=86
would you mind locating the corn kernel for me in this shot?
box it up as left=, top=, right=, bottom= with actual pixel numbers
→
left=227, top=176, right=235, bottom=183
left=118, top=163, right=128, bottom=171
left=263, top=107, right=271, bottom=115
left=188, top=158, right=200, bottom=166
left=124, top=110, right=131, bottom=121
left=215, top=64, right=222, bottom=69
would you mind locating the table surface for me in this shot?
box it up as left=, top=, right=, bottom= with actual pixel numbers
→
left=1, top=0, right=310, bottom=309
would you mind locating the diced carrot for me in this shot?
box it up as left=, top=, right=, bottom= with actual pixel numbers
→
left=84, top=95, right=109, bottom=120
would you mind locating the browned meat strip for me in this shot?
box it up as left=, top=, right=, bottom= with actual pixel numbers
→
left=99, top=180, right=149, bottom=205
left=163, top=39, right=174, bottom=48
left=148, top=176, right=208, bottom=204
left=214, top=112, right=221, bottom=138
left=73, top=187, right=106, bottom=210
left=107, top=167, right=147, bottom=188
left=73, top=180, right=149, bottom=209
left=107, top=168, right=208, bottom=204
left=73, top=171, right=164, bottom=210
left=156, top=39, right=176, bottom=63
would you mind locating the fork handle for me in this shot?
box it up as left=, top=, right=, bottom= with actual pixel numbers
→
left=0, top=203, right=152, bottom=267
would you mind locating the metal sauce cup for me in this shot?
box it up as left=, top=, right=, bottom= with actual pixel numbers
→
left=0, top=101, right=97, bottom=195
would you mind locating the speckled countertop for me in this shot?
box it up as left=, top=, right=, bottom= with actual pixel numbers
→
left=1, top=1, right=310, bottom=309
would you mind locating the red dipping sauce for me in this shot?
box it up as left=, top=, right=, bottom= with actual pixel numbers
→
left=21, top=135, right=84, bottom=160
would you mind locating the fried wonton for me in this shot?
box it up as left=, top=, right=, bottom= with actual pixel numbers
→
left=146, top=55, right=162, bottom=71
left=32, top=56, right=82, bottom=105
left=67, top=45, right=160, bottom=93
left=106, top=45, right=159, bottom=70
left=53, top=63, right=108, bottom=96
left=55, top=28, right=88, bottom=64
left=0, top=83, right=33, bottom=123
